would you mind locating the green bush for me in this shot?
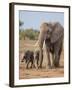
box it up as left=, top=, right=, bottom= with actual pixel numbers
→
left=19, top=28, right=39, bottom=40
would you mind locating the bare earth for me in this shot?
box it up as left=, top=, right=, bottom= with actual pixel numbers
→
left=19, top=40, right=64, bottom=79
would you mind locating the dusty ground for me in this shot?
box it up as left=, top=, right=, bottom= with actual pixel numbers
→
left=19, top=40, right=64, bottom=79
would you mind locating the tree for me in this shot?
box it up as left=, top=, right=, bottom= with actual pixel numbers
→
left=19, top=28, right=39, bottom=40
left=19, top=20, right=24, bottom=26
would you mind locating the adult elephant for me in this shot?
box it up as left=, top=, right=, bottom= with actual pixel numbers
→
left=38, top=22, right=64, bottom=68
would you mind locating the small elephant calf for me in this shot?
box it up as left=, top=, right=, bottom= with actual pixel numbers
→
left=21, top=50, right=43, bottom=69
left=21, top=50, right=34, bottom=69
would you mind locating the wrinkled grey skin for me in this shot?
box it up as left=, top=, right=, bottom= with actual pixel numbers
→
left=38, top=22, right=64, bottom=68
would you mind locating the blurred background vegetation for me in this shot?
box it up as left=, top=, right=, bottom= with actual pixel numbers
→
left=19, top=20, right=39, bottom=40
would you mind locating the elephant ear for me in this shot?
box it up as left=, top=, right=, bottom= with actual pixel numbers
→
left=51, top=22, right=64, bottom=43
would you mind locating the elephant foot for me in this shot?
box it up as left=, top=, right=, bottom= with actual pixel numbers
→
left=21, top=60, right=24, bottom=62
left=54, top=62, right=60, bottom=68
left=35, top=67, right=38, bottom=70
left=26, top=65, right=29, bottom=69
left=30, top=65, right=36, bottom=69
left=26, top=67, right=28, bottom=69
left=34, top=65, right=38, bottom=69
left=46, top=65, right=52, bottom=69
left=35, top=65, right=38, bottom=69
left=50, top=65, right=56, bottom=69
left=38, top=65, right=42, bottom=69
left=55, top=64, right=60, bottom=68
left=30, top=66, right=32, bottom=69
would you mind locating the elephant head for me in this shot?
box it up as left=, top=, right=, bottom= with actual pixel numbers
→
left=39, top=22, right=64, bottom=47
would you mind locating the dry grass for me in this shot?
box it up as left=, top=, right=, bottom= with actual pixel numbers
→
left=19, top=40, right=64, bottom=79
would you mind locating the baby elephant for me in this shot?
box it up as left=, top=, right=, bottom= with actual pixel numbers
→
left=21, top=50, right=34, bottom=69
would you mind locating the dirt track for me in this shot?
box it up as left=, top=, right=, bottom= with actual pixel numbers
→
left=19, top=40, right=64, bottom=79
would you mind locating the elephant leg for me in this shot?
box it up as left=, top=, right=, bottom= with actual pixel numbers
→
left=54, top=50, right=60, bottom=67
left=46, top=47, right=51, bottom=68
left=54, top=41, right=63, bottom=67
left=55, top=47, right=62, bottom=67
left=30, top=60, right=35, bottom=69
left=36, top=59, right=39, bottom=69
left=58, top=43, right=62, bottom=61
left=21, top=56, right=24, bottom=62
left=33, top=59, right=38, bottom=69
left=35, top=59, right=39, bottom=69
left=30, top=61, right=33, bottom=68
left=51, top=53, right=55, bottom=68
left=38, top=48, right=43, bottom=68
left=26, top=60, right=30, bottom=69
left=34, top=54, right=38, bottom=69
